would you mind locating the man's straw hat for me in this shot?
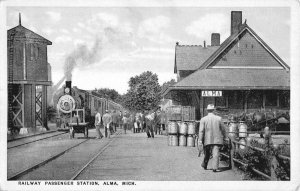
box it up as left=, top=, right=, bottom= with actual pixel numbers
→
left=207, top=104, right=215, bottom=111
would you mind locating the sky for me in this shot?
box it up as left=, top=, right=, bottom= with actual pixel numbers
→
left=6, top=7, right=290, bottom=94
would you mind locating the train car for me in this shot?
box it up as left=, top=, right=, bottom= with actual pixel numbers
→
left=53, top=81, right=124, bottom=131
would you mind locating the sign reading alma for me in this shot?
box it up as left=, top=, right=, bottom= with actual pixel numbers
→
left=201, top=91, right=222, bottom=97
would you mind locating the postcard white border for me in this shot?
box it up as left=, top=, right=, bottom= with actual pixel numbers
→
left=0, top=0, right=299, bottom=191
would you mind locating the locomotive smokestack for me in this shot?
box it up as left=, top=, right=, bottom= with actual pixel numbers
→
left=65, top=80, right=72, bottom=95
left=65, top=72, right=72, bottom=94
left=66, top=81, right=72, bottom=89
left=65, top=72, right=72, bottom=95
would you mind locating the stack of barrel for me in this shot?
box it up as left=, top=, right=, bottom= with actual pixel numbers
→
left=168, top=121, right=179, bottom=146
left=167, top=121, right=196, bottom=147
left=166, top=105, right=196, bottom=147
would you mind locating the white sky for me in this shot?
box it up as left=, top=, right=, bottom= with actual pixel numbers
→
left=6, top=7, right=290, bottom=94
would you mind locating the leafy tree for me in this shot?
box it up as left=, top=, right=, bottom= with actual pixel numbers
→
left=124, top=71, right=161, bottom=112
left=93, top=88, right=122, bottom=103
left=161, top=79, right=176, bottom=93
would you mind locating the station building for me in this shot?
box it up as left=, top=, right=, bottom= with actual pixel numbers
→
left=163, top=11, right=290, bottom=120
left=7, top=14, right=52, bottom=133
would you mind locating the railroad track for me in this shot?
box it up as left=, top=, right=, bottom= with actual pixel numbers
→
left=71, top=131, right=122, bottom=180
left=8, top=131, right=69, bottom=149
left=8, top=131, right=121, bottom=180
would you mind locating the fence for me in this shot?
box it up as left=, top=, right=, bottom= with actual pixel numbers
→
left=220, top=132, right=290, bottom=180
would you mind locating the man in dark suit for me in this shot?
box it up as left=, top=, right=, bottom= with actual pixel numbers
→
left=111, top=110, right=118, bottom=133
left=140, top=111, right=146, bottom=132
left=145, top=111, right=154, bottom=138
left=118, top=111, right=123, bottom=129
left=198, top=104, right=226, bottom=172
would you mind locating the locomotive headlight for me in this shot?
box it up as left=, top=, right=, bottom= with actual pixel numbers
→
left=65, top=87, right=70, bottom=94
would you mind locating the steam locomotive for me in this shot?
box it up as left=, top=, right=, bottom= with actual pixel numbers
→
left=53, top=81, right=123, bottom=131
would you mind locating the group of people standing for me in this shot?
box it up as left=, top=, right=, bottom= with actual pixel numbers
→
left=94, top=108, right=167, bottom=139
left=143, top=109, right=166, bottom=138
left=129, top=109, right=167, bottom=138
left=94, top=109, right=128, bottom=139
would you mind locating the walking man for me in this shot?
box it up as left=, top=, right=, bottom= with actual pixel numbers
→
left=102, top=110, right=112, bottom=138
left=141, top=111, right=146, bottom=132
left=95, top=109, right=103, bottom=139
left=111, top=110, right=118, bottom=133
left=160, top=110, right=166, bottom=135
left=145, top=112, right=154, bottom=138
left=122, top=111, right=128, bottom=134
left=118, top=111, right=123, bottom=129
left=155, top=109, right=162, bottom=135
left=198, top=104, right=226, bottom=172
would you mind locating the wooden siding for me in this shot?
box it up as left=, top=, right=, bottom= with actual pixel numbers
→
left=209, top=30, right=285, bottom=69
left=26, top=43, right=48, bottom=81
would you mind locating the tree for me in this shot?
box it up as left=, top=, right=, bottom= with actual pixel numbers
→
left=124, top=71, right=161, bottom=112
left=161, top=79, right=176, bottom=93
left=93, top=88, right=122, bottom=103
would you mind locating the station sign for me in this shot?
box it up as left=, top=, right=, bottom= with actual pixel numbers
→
left=201, top=90, right=222, bottom=97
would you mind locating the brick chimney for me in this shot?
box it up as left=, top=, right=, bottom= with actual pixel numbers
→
left=231, top=11, right=242, bottom=35
left=211, top=33, right=220, bottom=46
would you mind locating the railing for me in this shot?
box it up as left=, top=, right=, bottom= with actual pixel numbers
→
left=220, top=133, right=290, bottom=180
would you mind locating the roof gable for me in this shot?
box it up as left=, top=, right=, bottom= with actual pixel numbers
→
left=200, top=24, right=289, bottom=70
left=174, top=45, right=219, bottom=73
left=8, top=25, right=52, bottom=45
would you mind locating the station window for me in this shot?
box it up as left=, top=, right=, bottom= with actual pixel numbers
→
left=279, top=91, right=290, bottom=108
left=247, top=90, right=263, bottom=109
left=265, top=90, right=278, bottom=107
left=215, top=96, right=226, bottom=107
left=228, top=91, right=243, bottom=109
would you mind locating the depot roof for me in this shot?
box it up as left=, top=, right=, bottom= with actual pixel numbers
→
left=163, top=23, right=290, bottom=97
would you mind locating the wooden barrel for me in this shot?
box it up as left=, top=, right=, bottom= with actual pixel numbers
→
left=187, top=122, right=196, bottom=135
left=228, top=122, right=238, bottom=139
left=238, top=121, right=248, bottom=138
left=168, top=121, right=178, bottom=134
left=187, top=135, right=195, bottom=147
left=170, top=135, right=178, bottom=146
left=179, top=122, right=188, bottom=135
left=179, top=135, right=187, bottom=146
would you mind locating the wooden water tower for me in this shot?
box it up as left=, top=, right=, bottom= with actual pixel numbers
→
left=7, top=14, right=52, bottom=133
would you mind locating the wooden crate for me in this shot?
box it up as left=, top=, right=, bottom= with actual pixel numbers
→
left=166, top=106, right=182, bottom=121
left=181, top=106, right=195, bottom=121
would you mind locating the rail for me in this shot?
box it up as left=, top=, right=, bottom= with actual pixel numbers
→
left=70, top=131, right=122, bottom=180
left=8, top=132, right=68, bottom=149
left=8, top=130, right=58, bottom=142
left=8, top=139, right=89, bottom=180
